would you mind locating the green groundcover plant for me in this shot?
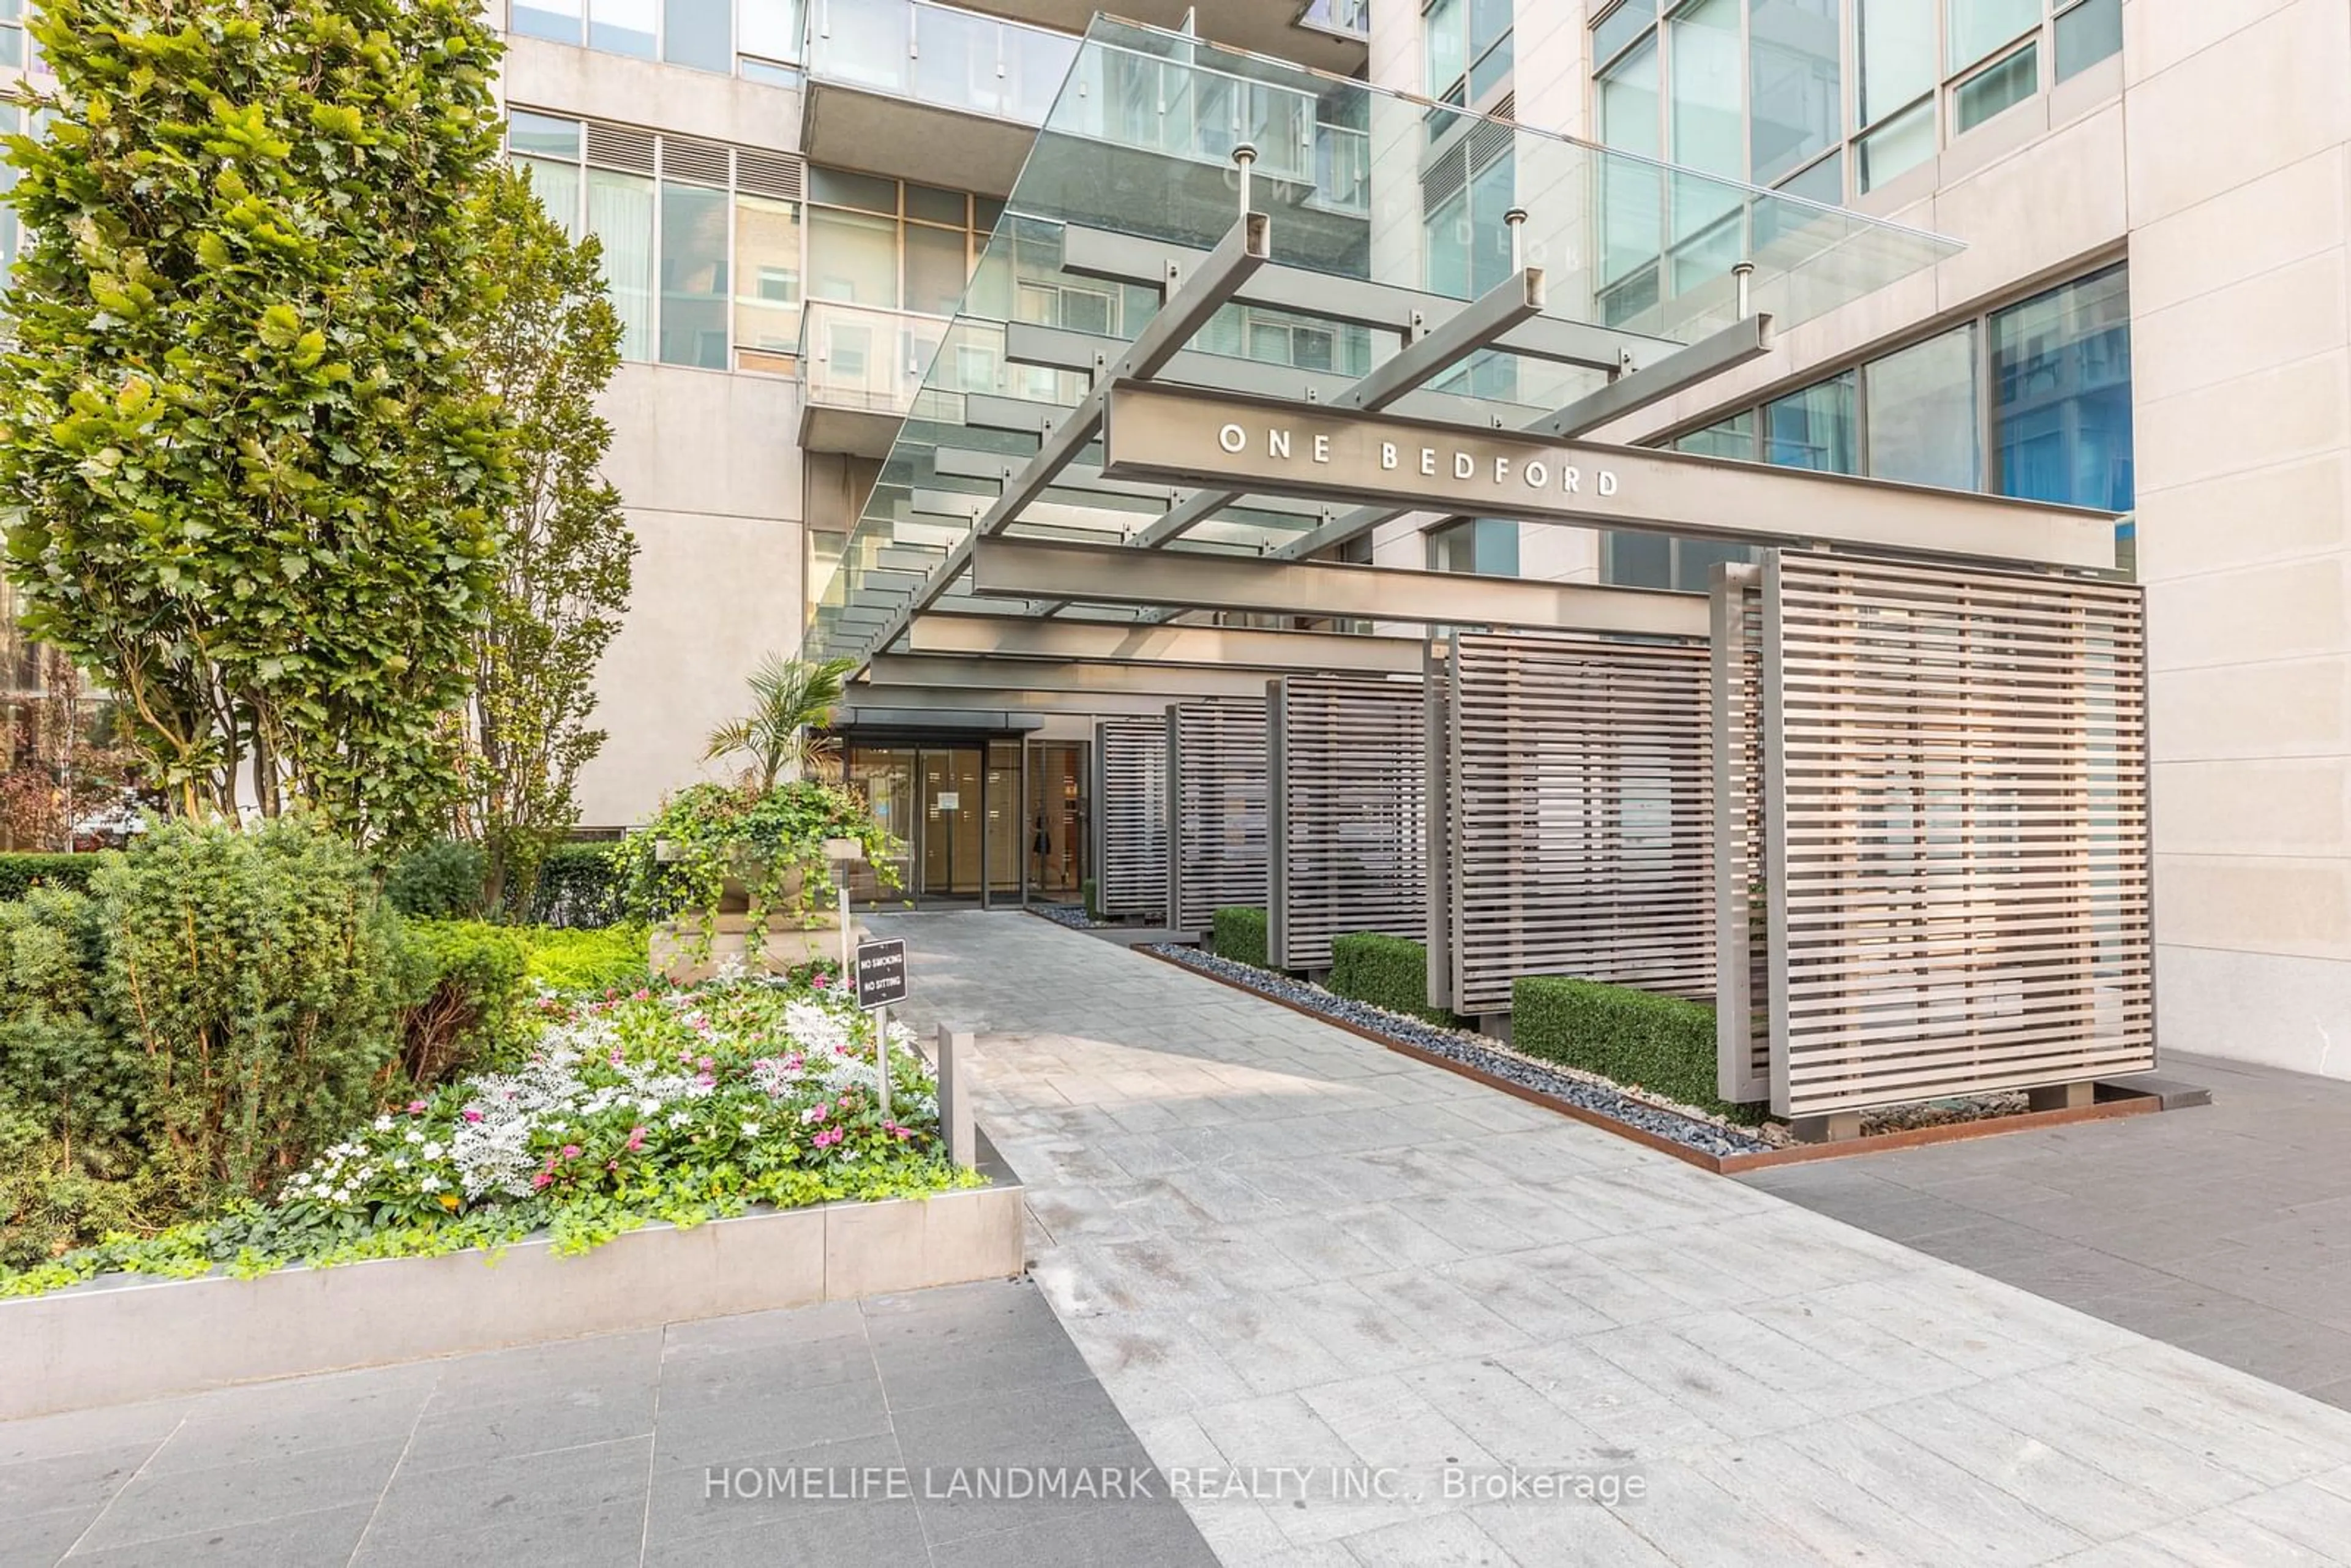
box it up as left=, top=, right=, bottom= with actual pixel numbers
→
left=0, top=965, right=980, bottom=1297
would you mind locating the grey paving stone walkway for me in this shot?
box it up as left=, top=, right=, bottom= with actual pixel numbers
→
left=880, top=911, right=2351, bottom=1567
left=0, top=1278, right=1214, bottom=1568
left=1742, top=1049, right=2351, bottom=1411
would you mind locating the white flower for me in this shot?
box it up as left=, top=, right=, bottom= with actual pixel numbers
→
left=420, top=1175, right=443, bottom=1193
left=404, top=1128, right=424, bottom=1145
left=740, top=1122, right=761, bottom=1138
left=373, top=1115, right=394, bottom=1132
left=421, top=1142, right=444, bottom=1161
left=639, top=1097, right=661, bottom=1116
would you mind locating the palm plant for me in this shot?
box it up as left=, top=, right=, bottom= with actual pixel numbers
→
left=703, top=654, right=857, bottom=792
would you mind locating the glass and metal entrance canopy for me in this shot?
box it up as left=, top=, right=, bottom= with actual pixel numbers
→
left=806, top=17, right=2124, bottom=716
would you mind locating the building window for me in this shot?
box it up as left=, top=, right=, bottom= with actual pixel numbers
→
left=1623, top=264, right=2134, bottom=587
left=1425, top=0, right=1511, bottom=108
left=510, top=112, right=841, bottom=376
left=1992, top=264, right=2132, bottom=512
left=1865, top=324, right=1979, bottom=489
left=1594, top=0, right=2104, bottom=205
left=510, top=0, right=804, bottom=81
left=1426, top=518, right=1520, bottom=577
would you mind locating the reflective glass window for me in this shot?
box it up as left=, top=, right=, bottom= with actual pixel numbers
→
left=1949, top=0, right=2039, bottom=69
left=1425, top=0, right=1466, bottom=96
left=1764, top=372, right=1858, bottom=473
left=1749, top=0, right=1840, bottom=185
left=1593, top=0, right=1655, bottom=65
left=1856, top=0, right=1935, bottom=124
left=1857, top=97, right=1933, bottom=191
left=663, top=0, right=730, bottom=72
left=2056, top=0, right=2122, bottom=80
left=1865, top=326, right=1979, bottom=489
left=905, top=223, right=970, bottom=318
left=1993, top=266, right=2134, bottom=511
left=1675, top=411, right=1757, bottom=460
left=586, top=168, right=656, bottom=361
left=1597, top=38, right=1663, bottom=287
left=659, top=179, right=730, bottom=367
left=515, top=155, right=583, bottom=238
left=1953, top=43, right=2037, bottom=133
left=738, top=0, right=802, bottom=64
left=807, top=206, right=900, bottom=306
left=512, top=0, right=583, bottom=45
left=589, top=0, right=656, bottom=58
left=733, top=195, right=801, bottom=359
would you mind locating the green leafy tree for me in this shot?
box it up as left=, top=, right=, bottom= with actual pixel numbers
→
left=451, top=163, right=636, bottom=915
left=705, top=653, right=857, bottom=793
left=0, top=0, right=514, bottom=843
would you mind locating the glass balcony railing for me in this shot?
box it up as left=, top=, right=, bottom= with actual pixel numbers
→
left=805, top=0, right=1078, bottom=126
left=1296, top=0, right=1370, bottom=42
left=800, top=299, right=1013, bottom=416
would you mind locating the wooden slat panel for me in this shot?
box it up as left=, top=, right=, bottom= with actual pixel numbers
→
left=1168, top=700, right=1269, bottom=932
left=1763, top=550, right=2156, bottom=1119
left=1448, top=631, right=1714, bottom=1018
left=1093, top=717, right=1167, bottom=920
left=1268, top=675, right=1428, bottom=971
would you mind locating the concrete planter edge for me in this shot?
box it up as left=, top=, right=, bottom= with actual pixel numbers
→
left=0, top=1176, right=1023, bottom=1421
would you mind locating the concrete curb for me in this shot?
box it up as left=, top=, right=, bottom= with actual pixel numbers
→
left=0, top=1177, right=1023, bottom=1421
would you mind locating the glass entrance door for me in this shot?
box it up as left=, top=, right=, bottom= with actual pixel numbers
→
left=918, top=747, right=985, bottom=899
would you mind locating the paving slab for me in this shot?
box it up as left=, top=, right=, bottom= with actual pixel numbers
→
left=1744, top=1048, right=2351, bottom=1411
left=878, top=911, right=2351, bottom=1566
left=0, top=1274, right=1212, bottom=1568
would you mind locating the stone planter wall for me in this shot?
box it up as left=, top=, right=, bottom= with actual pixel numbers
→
left=1, top=1170, right=1021, bottom=1420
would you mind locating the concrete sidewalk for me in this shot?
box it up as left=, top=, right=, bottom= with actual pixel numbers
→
left=1745, top=1049, right=2351, bottom=1410
left=0, top=1280, right=1215, bottom=1568
left=883, top=911, right=2351, bottom=1566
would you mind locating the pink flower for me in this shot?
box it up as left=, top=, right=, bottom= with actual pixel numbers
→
left=697, top=1056, right=714, bottom=1071
left=561, top=1144, right=582, bottom=1160
left=407, top=1100, right=427, bottom=1115
left=531, top=1171, right=552, bottom=1190
left=626, top=1126, right=647, bottom=1152
left=812, top=973, right=828, bottom=988
left=695, top=1072, right=716, bottom=1090
left=632, top=989, right=652, bottom=1002
left=462, top=1108, right=483, bottom=1124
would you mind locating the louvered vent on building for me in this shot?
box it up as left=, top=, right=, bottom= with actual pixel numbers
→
left=662, top=134, right=732, bottom=187
left=735, top=149, right=805, bottom=202
left=584, top=122, right=656, bottom=174
left=1420, top=143, right=1467, bottom=210
left=1468, top=115, right=1513, bottom=174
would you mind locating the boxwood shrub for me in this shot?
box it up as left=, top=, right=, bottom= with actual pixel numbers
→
left=1211, top=906, right=1269, bottom=969
left=1511, top=976, right=1766, bottom=1124
left=1330, top=932, right=1450, bottom=1026
left=0, top=853, right=102, bottom=901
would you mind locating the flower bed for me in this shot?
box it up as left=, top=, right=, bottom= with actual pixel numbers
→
left=1, top=966, right=981, bottom=1299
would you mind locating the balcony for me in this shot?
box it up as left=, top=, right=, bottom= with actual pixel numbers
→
left=802, top=0, right=1078, bottom=193
left=800, top=298, right=1027, bottom=456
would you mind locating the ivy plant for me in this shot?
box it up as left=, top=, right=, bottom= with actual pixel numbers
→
left=0, top=0, right=514, bottom=844
left=613, top=781, right=901, bottom=961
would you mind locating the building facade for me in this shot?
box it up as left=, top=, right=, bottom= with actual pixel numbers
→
left=509, top=0, right=2351, bottom=1079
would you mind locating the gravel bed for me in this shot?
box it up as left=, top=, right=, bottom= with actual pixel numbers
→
left=1147, top=944, right=1775, bottom=1160
left=1030, top=904, right=1106, bottom=930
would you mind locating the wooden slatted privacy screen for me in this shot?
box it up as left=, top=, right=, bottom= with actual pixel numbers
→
left=1166, top=700, right=1269, bottom=934
left=1710, top=565, right=1772, bottom=1103
left=1092, top=717, right=1168, bottom=920
left=1443, top=631, right=1714, bottom=1018
left=1267, top=675, right=1427, bottom=970
left=1761, top=550, right=2155, bottom=1117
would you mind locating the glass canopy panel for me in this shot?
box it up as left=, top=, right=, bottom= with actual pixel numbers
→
left=809, top=16, right=1962, bottom=658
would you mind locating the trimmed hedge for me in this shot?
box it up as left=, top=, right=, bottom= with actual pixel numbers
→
left=1081, top=878, right=1097, bottom=920
left=1330, top=932, right=1450, bottom=1026
left=1511, top=976, right=1766, bottom=1125
left=394, top=920, right=530, bottom=1089
left=0, top=853, right=102, bottom=901
left=1210, top=906, right=1269, bottom=969
left=523, top=841, right=624, bottom=929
